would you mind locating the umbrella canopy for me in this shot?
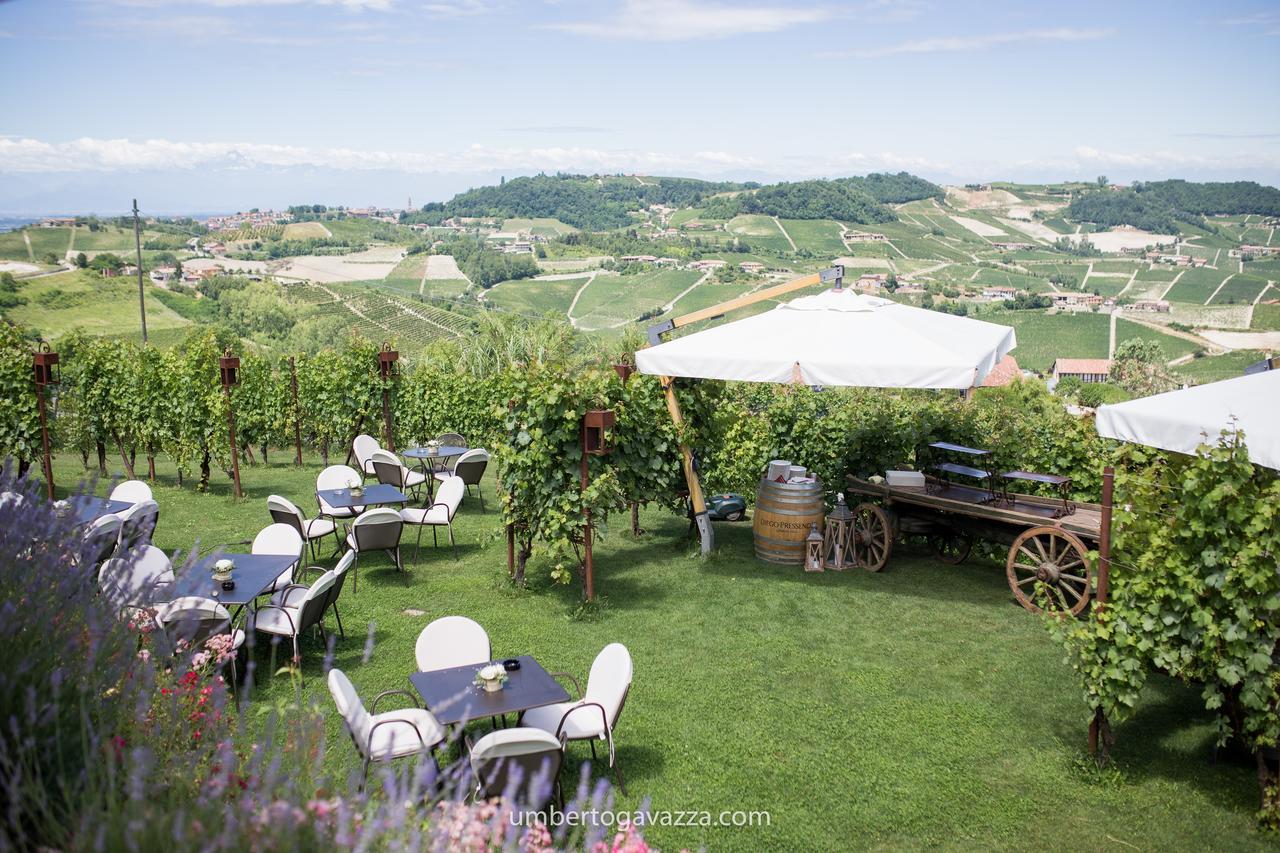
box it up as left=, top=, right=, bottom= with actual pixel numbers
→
left=1095, top=369, right=1280, bottom=470
left=635, top=289, right=1017, bottom=389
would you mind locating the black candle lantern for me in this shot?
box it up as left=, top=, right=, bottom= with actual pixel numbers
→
left=378, top=342, right=399, bottom=380
left=582, top=409, right=616, bottom=456
left=613, top=363, right=634, bottom=383
left=219, top=349, right=240, bottom=388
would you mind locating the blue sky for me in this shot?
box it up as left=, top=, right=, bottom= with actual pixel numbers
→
left=1, top=0, right=1278, bottom=213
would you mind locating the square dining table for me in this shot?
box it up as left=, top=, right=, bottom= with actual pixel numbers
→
left=68, top=495, right=134, bottom=527
left=170, top=552, right=300, bottom=610
left=316, top=483, right=410, bottom=512
left=409, top=655, right=571, bottom=727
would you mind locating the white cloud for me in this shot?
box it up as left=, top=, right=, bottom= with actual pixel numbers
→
left=105, top=0, right=395, bottom=8
left=822, top=27, right=1113, bottom=58
left=545, top=0, right=830, bottom=41
left=422, top=0, right=495, bottom=17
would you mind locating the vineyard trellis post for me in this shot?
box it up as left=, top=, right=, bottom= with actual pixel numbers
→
left=289, top=356, right=303, bottom=466
left=219, top=350, right=243, bottom=499
left=580, top=408, right=616, bottom=601
left=377, top=343, right=398, bottom=452
left=33, top=343, right=59, bottom=501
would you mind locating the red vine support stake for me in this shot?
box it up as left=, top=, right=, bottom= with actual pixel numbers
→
left=1088, top=465, right=1116, bottom=762
left=219, top=350, right=243, bottom=499
left=580, top=409, right=616, bottom=601
left=378, top=343, right=399, bottom=452
left=289, top=356, right=303, bottom=466
left=33, top=344, right=59, bottom=501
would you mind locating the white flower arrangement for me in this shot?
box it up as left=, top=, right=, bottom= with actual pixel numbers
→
left=473, top=663, right=508, bottom=692
left=212, top=558, right=234, bottom=580
left=53, top=499, right=70, bottom=516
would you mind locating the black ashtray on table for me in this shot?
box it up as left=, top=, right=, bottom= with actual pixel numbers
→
left=502, top=658, right=521, bottom=671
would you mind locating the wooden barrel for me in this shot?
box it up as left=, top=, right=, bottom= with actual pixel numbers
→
left=753, top=477, right=825, bottom=565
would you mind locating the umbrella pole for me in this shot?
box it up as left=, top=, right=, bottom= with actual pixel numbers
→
left=661, top=376, right=714, bottom=556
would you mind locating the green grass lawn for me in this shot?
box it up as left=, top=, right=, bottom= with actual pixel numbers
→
left=501, top=218, right=578, bottom=238
left=997, top=310, right=1109, bottom=373
left=779, top=219, right=847, bottom=255
left=1209, top=274, right=1271, bottom=306
left=51, top=451, right=1275, bottom=850
left=1175, top=350, right=1270, bottom=383
left=1165, top=266, right=1233, bottom=303
left=726, top=215, right=794, bottom=254
left=486, top=275, right=587, bottom=318
left=572, top=270, right=701, bottom=330
left=1251, top=301, right=1280, bottom=330
left=1115, top=318, right=1201, bottom=361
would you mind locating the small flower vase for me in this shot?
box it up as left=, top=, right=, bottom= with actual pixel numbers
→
left=427, top=446, right=439, bottom=457
left=349, top=484, right=364, bottom=498
left=481, top=677, right=503, bottom=692
left=212, top=558, right=234, bottom=582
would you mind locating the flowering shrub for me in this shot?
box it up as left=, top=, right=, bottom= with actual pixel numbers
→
left=0, top=467, right=646, bottom=850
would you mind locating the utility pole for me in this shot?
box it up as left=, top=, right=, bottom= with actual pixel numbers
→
left=132, top=199, right=148, bottom=344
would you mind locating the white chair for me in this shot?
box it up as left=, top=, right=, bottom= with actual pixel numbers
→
left=522, top=643, right=633, bottom=794
left=345, top=508, right=405, bottom=590
left=250, top=552, right=351, bottom=674
left=117, top=499, right=160, bottom=552
left=435, top=449, right=490, bottom=510
left=268, top=494, right=339, bottom=562
left=80, top=513, right=123, bottom=569
left=328, top=668, right=446, bottom=785
left=415, top=616, right=491, bottom=673
left=252, top=522, right=304, bottom=594
left=370, top=449, right=427, bottom=502
left=98, top=543, right=174, bottom=610
left=317, top=465, right=364, bottom=522
left=110, top=479, right=153, bottom=504
left=155, top=596, right=246, bottom=683
left=352, top=434, right=381, bottom=479
left=399, top=476, right=464, bottom=560
left=468, top=728, right=564, bottom=808
left=435, top=432, right=467, bottom=448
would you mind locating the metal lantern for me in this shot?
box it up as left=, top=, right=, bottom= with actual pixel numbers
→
left=823, top=492, right=856, bottom=571
left=218, top=349, right=240, bottom=388
left=582, top=409, right=616, bottom=456
left=613, top=363, right=634, bottom=383
left=33, top=342, right=59, bottom=387
left=377, top=342, right=399, bottom=380
left=804, top=522, right=825, bottom=573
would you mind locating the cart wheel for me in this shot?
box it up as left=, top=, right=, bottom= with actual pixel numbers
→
left=929, top=529, right=973, bottom=565
left=852, top=503, right=893, bottom=572
left=1005, top=526, right=1092, bottom=616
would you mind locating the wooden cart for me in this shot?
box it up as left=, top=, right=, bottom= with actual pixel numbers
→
left=845, top=475, right=1103, bottom=616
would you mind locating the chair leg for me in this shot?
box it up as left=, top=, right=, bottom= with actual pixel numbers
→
left=612, top=753, right=626, bottom=796
left=414, top=525, right=424, bottom=562
left=352, top=553, right=359, bottom=594
left=448, top=523, right=457, bottom=560
left=332, top=603, right=345, bottom=638
left=478, top=485, right=484, bottom=512
left=590, top=740, right=597, bottom=761
left=432, top=527, right=438, bottom=548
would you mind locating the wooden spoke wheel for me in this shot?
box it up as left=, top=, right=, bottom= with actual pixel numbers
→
left=1005, top=526, right=1092, bottom=616
left=852, top=503, right=893, bottom=572
left=929, top=528, right=973, bottom=565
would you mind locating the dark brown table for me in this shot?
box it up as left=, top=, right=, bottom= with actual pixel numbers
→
left=67, top=495, right=134, bottom=527
left=316, top=484, right=409, bottom=511
left=170, top=552, right=299, bottom=608
left=409, top=655, right=570, bottom=726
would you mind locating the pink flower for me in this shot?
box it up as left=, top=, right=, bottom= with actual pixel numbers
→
left=136, top=648, right=151, bottom=663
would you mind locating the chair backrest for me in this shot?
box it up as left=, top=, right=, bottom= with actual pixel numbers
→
left=436, top=432, right=467, bottom=448
left=252, top=522, right=304, bottom=558
left=82, top=513, right=123, bottom=566
left=415, top=615, right=490, bottom=672
left=156, top=595, right=233, bottom=650
left=118, top=499, right=160, bottom=551
left=110, top=479, right=154, bottom=504
left=433, top=477, right=466, bottom=520
left=317, top=465, right=362, bottom=492
left=267, top=495, right=306, bottom=537
left=329, top=550, right=356, bottom=601
left=328, top=669, right=371, bottom=753
left=297, top=569, right=340, bottom=633
left=469, top=728, right=563, bottom=805
left=452, top=449, right=490, bottom=486
left=99, top=544, right=174, bottom=607
left=584, top=643, right=633, bottom=730
left=370, top=449, right=405, bottom=488
left=352, top=434, right=380, bottom=469
left=350, top=508, right=403, bottom=552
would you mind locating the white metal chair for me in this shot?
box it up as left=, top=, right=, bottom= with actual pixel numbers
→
left=435, top=432, right=467, bottom=448
left=252, top=522, right=304, bottom=594
left=80, top=513, right=123, bottom=570
left=98, top=543, right=174, bottom=610
left=399, top=476, right=464, bottom=560
left=468, top=728, right=564, bottom=808
left=268, top=494, right=340, bottom=562
left=352, top=434, right=381, bottom=479
left=345, top=508, right=405, bottom=590
left=328, top=668, right=446, bottom=786
left=316, top=465, right=364, bottom=522
left=435, top=448, right=490, bottom=510
left=370, top=449, right=427, bottom=502
left=414, top=615, right=491, bottom=673
left=250, top=553, right=350, bottom=674
left=522, top=643, right=633, bottom=794
left=155, top=595, right=246, bottom=683
left=110, top=479, right=153, bottom=504
left=117, top=499, right=160, bottom=552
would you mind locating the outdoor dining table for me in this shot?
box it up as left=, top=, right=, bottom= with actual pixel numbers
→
left=408, top=654, right=571, bottom=727
left=316, top=483, right=410, bottom=512
left=170, top=552, right=299, bottom=613
left=400, top=446, right=467, bottom=498
left=67, top=495, right=134, bottom=527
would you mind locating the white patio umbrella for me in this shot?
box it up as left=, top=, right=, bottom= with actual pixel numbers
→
left=1095, top=369, right=1280, bottom=470
left=635, top=289, right=1017, bottom=389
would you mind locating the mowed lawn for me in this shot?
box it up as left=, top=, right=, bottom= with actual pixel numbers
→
left=997, top=311, right=1109, bottom=372
left=572, top=269, right=701, bottom=330
left=6, top=269, right=191, bottom=339
left=486, top=275, right=588, bottom=317
left=1176, top=349, right=1271, bottom=383
left=53, top=452, right=1273, bottom=851
left=779, top=219, right=847, bottom=255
